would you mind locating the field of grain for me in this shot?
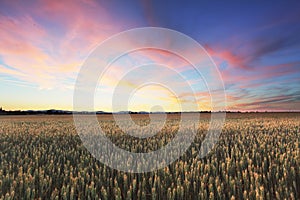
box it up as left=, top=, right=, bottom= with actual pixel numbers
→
left=0, top=113, right=299, bottom=199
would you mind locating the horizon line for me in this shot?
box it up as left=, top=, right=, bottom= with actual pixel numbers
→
left=1, top=108, right=300, bottom=113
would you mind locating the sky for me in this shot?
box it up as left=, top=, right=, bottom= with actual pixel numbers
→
left=0, top=0, right=300, bottom=112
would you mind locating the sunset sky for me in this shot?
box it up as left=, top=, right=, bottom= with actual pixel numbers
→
left=0, top=0, right=300, bottom=111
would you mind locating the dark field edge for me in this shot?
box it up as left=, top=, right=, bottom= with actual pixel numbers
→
left=0, top=108, right=300, bottom=116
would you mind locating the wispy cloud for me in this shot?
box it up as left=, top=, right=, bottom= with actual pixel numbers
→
left=0, top=0, right=127, bottom=90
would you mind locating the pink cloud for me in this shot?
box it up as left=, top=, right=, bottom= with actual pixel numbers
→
left=0, top=0, right=133, bottom=89
left=0, top=15, right=47, bottom=57
left=205, top=44, right=250, bottom=70
left=221, top=61, right=300, bottom=88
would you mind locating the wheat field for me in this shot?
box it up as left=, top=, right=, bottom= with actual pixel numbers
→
left=0, top=113, right=299, bottom=199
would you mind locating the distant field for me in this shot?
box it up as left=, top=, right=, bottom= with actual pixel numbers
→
left=0, top=113, right=299, bottom=199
